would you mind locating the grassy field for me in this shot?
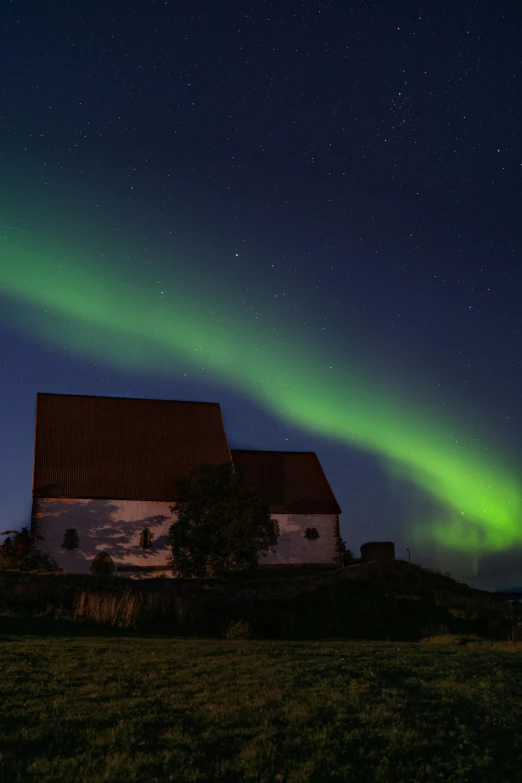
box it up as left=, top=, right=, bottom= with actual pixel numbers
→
left=1, top=618, right=522, bottom=782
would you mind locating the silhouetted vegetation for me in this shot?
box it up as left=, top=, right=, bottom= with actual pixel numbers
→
left=340, top=537, right=357, bottom=565
left=0, top=526, right=60, bottom=572
left=167, top=462, right=275, bottom=577
left=2, top=560, right=520, bottom=643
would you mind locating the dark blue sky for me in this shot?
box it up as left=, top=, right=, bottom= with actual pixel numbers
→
left=1, top=0, right=521, bottom=589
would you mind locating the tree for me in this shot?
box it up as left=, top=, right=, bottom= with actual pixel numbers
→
left=339, top=537, right=356, bottom=565
left=167, top=462, right=275, bottom=578
left=0, top=526, right=61, bottom=572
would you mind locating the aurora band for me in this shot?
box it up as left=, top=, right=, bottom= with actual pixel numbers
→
left=1, top=231, right=520, bottom=564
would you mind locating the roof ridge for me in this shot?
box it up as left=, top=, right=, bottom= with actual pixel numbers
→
left=36, top=392, right=220, bottom=405
left=231, top=449, right=316, bottom=455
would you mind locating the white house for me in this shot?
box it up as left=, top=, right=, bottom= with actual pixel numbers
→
left=231, top=449, right=341, bottom=567
left=31, top=392, right=342, bottom=577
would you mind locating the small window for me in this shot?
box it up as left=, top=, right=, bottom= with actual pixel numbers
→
left=304, top=527, right=320, bottom=541
left=140, top=528, right=153, bottom=549
left=62, top=528, right=79, bottom=550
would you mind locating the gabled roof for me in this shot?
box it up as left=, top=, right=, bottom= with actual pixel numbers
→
left=32, top=393, right=232, bottom=500
left=231, top=449, right=341, bottom=514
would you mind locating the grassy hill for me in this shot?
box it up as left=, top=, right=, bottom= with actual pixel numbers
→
left=1, top=560, right=519, bottom=641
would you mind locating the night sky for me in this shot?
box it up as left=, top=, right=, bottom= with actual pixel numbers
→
left=1, top=1, right=521, bottom=590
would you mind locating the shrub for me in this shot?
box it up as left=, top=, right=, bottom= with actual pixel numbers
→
left=419, top=622, right=450, bottom=638
left=224, top=619, right=253, bottom=640
left=0, top=527, right=61, bottom=572
left=34, top=602, right=73, bottom=622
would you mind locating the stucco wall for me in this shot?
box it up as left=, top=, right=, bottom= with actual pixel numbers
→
left=32, top=498, right=176, bottom=577
left=258, top=513, right=340, bottom=566
left=32, top=500, right=341, bottom=574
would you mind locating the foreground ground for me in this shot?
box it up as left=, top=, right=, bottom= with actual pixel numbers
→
left=1, top=618, right=522, bottom=782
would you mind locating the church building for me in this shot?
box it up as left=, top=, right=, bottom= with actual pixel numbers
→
left=31, top=392, right=342, bottom=577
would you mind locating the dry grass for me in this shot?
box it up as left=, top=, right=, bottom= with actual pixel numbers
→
left=419, top=633, right=522, bottom=651
left=72, top=589, right=175, bottom=628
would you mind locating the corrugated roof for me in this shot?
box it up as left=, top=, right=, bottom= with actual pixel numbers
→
left=33, top=393, right=233, bottom=500
left=231, top=450, right=341, bottom=514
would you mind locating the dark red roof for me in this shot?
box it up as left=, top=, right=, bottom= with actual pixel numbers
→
left=33, top=393, right=232, bottom=500
left=231, top=449, right=341, bottom=514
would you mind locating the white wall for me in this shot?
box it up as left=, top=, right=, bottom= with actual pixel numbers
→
left=33, top=500, right=340, bottom=574
left=258, top=513, right=340, bottom=566
left=32, top=498, right=176, bottom=577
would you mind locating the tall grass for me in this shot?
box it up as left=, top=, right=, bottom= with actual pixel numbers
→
left=69, top=588, right=237, bottom=636
left=72, top=589, right=174, bottom=629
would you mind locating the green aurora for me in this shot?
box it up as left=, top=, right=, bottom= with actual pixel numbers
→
left=1, top=229, right=520, bottom=567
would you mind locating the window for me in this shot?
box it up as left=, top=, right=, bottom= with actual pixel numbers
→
left=304, top=527, right=320, bottom=541
left=140, top=528, right=153, bottom=549
left=62, top=528, right=79, bottom=550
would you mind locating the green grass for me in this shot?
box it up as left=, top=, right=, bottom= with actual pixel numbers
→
left=2, top=618, right=522, bottom=782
